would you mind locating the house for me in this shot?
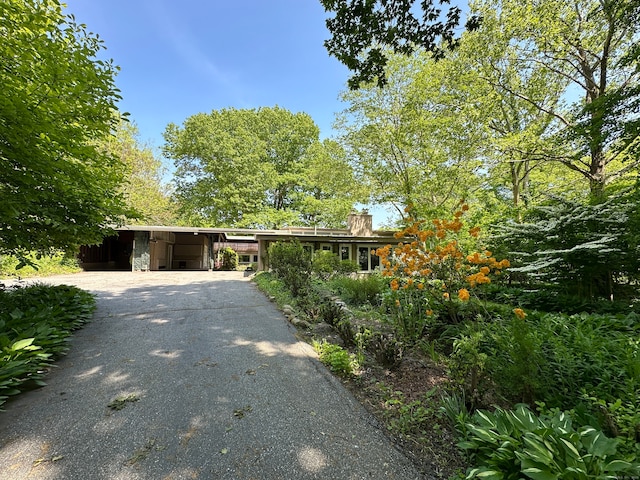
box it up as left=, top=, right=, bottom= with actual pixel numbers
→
left=78, top=213, right=398, bottom=273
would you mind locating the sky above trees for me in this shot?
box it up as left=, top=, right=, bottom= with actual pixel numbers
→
left=62, top=0, right=351, bottom=149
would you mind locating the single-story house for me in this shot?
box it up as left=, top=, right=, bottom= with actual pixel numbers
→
left=78, top=213, right=398, bottom=273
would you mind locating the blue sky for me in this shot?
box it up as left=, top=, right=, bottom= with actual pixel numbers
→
left=63, top=0, right=350, bottom=149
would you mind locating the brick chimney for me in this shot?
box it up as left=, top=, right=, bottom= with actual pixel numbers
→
left=347, top=212, right=373, bottom=236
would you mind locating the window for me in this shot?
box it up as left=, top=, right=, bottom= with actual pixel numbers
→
left=252, top=255, right=258, bottom=263
left=339, top=244, right=351, bottom=261
left=357, top=245, right=382, bottom=271
left=239, top=254, right=251, bottom=263
left=320, top=243, right=332, bottom=252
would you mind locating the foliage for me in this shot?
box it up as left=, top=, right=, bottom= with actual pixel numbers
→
left=253, top=272, right=297, bottom=311
left=311, top=251, right=359, bottom=280
left=1, top=252, right=81, bottom=279
left=449, top=309, right=640, bottom=444
left=376, top=205, right=509, bottom=338
left=267, top=240, right=312, bottom=297
left=493, top=194, right=640, bottom=299
left=321, top=0, right=481, bottom=88
left=0, top=283, right=95, bottom=408
left=219, top=247, right=238, bottom=271
left=472, top=0, right=640, bottom=198
left=164, top=107, right=360, bottom=228
left=0, top=0, right=130, bottom=260
left=328, top=274, right=385, bottom=307
left=457, top=404, right=640, bottom=480
left=100, top=121, right=176, bottom=225
left=382, top=386, right=442, bottom=437
left=313, top=340, right=354, bottom=377
left=336, top=52, right=485, bottom=223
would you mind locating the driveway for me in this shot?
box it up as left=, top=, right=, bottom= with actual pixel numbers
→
left=0, top=271, right=425, bottom=479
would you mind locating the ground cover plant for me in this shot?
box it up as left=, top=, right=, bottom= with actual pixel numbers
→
left=0, top=252, right=82, bottom=279
left=254, top=206, right=640, bottom=479
left=0, top=283, right=95, bottom=409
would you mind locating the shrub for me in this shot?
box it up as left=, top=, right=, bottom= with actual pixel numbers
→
left=375, top=205, right=509, bottom=339
left=268, top=240, right=311, bottom=297
left=311, top=250, right=341, bottom=280
left=0, top=252, right=81, bottom=278
left=492, top=193, right=640, bottom=300
left=220, top=247, right=238, bottom=270
left=330, top=274, right=385, bottom=307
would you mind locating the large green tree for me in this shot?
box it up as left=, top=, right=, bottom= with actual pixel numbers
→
left=164, top=107, right=359, bottom=228
left=101, top=121, right=176, bottom=226
left=474, top=0, right=640, bottom=198
left=0, top=0, right=129, bottom=258
left=337, top=52, right=485, bottom=223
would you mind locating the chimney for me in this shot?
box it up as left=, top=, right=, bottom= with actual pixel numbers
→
left=347, top=213, right=373, bottom=237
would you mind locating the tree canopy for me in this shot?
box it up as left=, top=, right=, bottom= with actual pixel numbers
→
left=164, top=106, right=361, bottom=229
left=321, top=0, right=481, bottom=88
left=100, top=121, right=176, bottom=226
left=0, top=0, right=129, bottom=258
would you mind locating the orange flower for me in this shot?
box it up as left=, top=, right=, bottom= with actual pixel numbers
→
left=390, top=279, right=399, bottom=291
left=513, top=308, right=527, bottom=320
left=458, top=289, right=470, bottom=301
left=468, top=226, right=481, bottom=238
left=395, top=299, right=401, bottom=307
left=426, top=309, right=433, bottom=316
left=417, top=283, right=424, bottom=290
left=443, top=292, right=450, bottom=300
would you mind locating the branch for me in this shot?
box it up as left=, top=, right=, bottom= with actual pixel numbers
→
left=480, top=75, right=573, bottom=127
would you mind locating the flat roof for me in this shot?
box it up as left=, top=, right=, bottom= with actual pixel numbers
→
left=116, top=225, right=400, bottom=242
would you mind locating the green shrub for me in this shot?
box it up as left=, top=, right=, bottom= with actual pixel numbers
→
left=0, top=283, right=95, bottom=408
left=458, top=404, right=640, bottom=480
left=219, top=247, right=238, bottom=270
left=1, top=252, right=81, bottom=278
left=450, top=311, right=640, bottom=440
left=311, top=250, right=341, bottom=279
left=330, top=274, right=385, bottom=307
left=268, top=240, right=311, bottom=297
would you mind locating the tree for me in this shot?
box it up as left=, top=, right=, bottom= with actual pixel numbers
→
left=474, top=0, right=640, bottom=198
left=321, top=0, right=481, bottom=88
left=0, top=0, right=129, bottom=259
left=298, top=139, right=365, bottom=227
left=336, top=52, right=484, bottom=223
left=100, top=121, right=176, bottom=225
left=164, top=106, right=359, bottom=228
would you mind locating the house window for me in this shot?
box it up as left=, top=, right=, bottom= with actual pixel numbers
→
left=339, top=244, right=351, bottom=261
left=357, top=245, right=382, bottom=271
left=252, top=255, right=258, bottom=263
left=320, top=243, right=332, bottom=252
left=239, top=254, right=251, bottom=264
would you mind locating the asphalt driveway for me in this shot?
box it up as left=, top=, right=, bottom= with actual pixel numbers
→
left=0, top=271, right=425, bottom=479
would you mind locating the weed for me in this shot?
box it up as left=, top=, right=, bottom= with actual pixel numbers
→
left=108, top=393, right=140, bottom=411
left=313, top=340, right=354, bottom=377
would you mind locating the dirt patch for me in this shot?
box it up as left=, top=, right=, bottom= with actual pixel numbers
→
left=340, top=352, right=468, bottom=479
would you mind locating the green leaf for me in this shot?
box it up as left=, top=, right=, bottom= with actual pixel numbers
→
left=10, top=338, right=37, bottom=351
left=521, top=466, right=559, bottom=480
left=603, top=460, right=633, bottom=472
